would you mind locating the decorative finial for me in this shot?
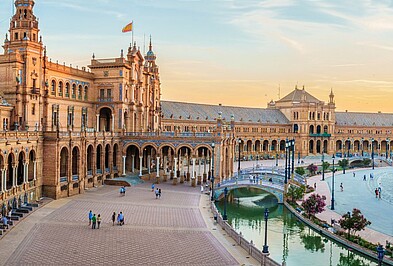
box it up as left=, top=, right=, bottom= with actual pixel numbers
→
left=120, top=49, right=124, bottom=58
left=5, top=33, right=8, bottom=42
left=302, top=85, right=305, bottom=90
left=39, top=35, right=42, bottom=43
left=92, top=53, right=95, bottom=59
left=149, top=35, right=152, bottom=51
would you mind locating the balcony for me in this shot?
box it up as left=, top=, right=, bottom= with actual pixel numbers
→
left=309, top=133, right=331, bottom=137
left=97, top=97, right=113, bottom=102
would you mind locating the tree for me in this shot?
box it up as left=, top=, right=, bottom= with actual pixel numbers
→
left=338, top=159, right=349, bottom=174
left=286, top=185, right=305, bottom=203
left=295, top=167, right=305, bottom=176
left=301, top=194, right=326, bottom=218
left=322, top=161, right=330, bottom=171
left=338, top=208, right=371, bottom=239
left=362, top=158, right=371, bottom=166
left=307, top=164, right=318, bottom=176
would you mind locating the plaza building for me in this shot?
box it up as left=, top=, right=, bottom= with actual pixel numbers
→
left=0, top=0, right=392, bottom=210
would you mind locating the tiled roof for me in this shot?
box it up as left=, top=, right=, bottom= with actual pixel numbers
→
left=161, top=101, right=289, bottom=124
left=277, top=87, right=321, bottom=103
left=336, top=112, right=393, bottom=127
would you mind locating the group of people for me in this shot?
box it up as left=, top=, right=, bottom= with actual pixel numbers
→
left=88, top=210, right=102, bottom=229
left=0, top=213, right=8, bottom=229
left=152, top=184, right=162, bottom=199
left=88, top=210, right=125, bottom=229
left=112, top=211, right=125, bottom=226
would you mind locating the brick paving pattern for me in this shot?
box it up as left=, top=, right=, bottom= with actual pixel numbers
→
left=4, top=181, right=239, bottom=265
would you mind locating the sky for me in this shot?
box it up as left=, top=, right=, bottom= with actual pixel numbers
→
left=1, top=0, right=393, bottom=112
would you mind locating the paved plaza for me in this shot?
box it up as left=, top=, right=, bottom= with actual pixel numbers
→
left=0, top=181, right=258, bottom=266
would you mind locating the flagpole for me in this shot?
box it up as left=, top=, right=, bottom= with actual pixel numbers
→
left=132, top=20, right=134, bottom=45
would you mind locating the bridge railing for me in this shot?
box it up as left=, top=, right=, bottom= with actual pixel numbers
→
left=232, top=166, right=306, bottom=185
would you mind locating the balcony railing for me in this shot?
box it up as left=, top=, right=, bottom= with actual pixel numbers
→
left=309, top=133, right=331, bottom=137
left=72, top=175, right=79, bottom=181
left=60, top=176, right=67, bottom=183
left=97, top=97, right=113, bottom=102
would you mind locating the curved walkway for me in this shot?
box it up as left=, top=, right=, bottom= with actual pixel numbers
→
left=0, top=182, right=258, bottom=265
left=306, top=168, right=393, bottom=245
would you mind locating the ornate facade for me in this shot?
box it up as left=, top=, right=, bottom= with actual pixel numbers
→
left=0, top=1, right=392, bottom=209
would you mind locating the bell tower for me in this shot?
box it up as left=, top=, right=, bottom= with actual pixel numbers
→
left=4, top=0, right=41, bottom=53
left=0, top=0, right=44, bottom=131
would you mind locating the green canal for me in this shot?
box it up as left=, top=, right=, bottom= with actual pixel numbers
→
left=215, top=188, right=376, bottom=266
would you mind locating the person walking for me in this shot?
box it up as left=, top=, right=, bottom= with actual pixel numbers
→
left=314, top=183, right=317, bottom=190
left=97, top=214, right=102, bottom=229
left=158, top=188, right=162, bottom=198
left=119, top=212, right=124, bottom=226
left=92, top=214, right=97, bottom=229
left=117, top=213, right=121, bottom=225
left=112, top=212, right=116, bottom=226
left=378, top=185, right=382, bottom=199
left=88, top=210, right=93, bottom=226
left=375, top=188, right=379, bottom=198
left=200, top=185, right=204, bottom=193
left=155, top=188, right=159, bottom=199
left=151, top=183, right=155, bottom=192
left=353, top=172, right=355, bottom=178
left=363, top=175, right=366, bottom=181
left=340, top=183, right=343, bottom=192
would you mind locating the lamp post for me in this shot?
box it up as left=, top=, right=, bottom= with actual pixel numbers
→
left=331, top=155, right=335, bottom=210
left=238, top=139, right=241, bottom=180
left=386, top=138, right=389, bottom=159
left=298, top=151, right=300, bottom=164
left=262, top=208, right=269, bottom=254
left=361, top=138, right=364, bottom=157
left=275, top=153, right=278, bottom=167
left=322, top=151, right=325, bottom=181
left=223, top=187, right=228, bottom=220
left=291, top=139, right=295, bottom=175
left=371, top=138, right=375, bottom=170
left=210, top=142, right=215, bottom=201
left=284, top=140, right=288, bottom=184
left=377, top=244, right=385, bottom=266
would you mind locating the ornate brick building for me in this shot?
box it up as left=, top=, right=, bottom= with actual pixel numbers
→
left=0, top=1, right=392, bottom=209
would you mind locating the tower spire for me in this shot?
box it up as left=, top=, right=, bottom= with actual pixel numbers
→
left=149, top=35, right=152, bottom=51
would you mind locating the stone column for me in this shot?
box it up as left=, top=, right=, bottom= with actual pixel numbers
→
left=1, top=169, right=4, bottom=192
left=111, top=114, right=115, bottom=132
left=192, top=158, right=196, bottom=178
left=13, top=165, right=17, bottom=187
left=33, top=161, right=37, bottom=180
left=122, top=155, right=126, bottom=176
left=197, top=158, right=202, bottom=185
left=131, top=155, right=135, bottom=172
left=96, top=114, right=100, bottom=131
left=156, top=157, right=160, bottom=177
left=173, top=157, right=178, bottom=185
left=139, top=156, right=143, bottom=177
left=3, top=168, right=7, bottom=191
left=147, top=155, right=151, bottom=174
left=174, top=158, right=178, bottom=176
left=24, top=163, right=29, bottom=183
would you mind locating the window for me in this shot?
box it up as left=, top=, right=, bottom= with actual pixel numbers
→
left=100, top=89, right=105, bottom=99
left=15, top=32, right=18, bottom=40
left=84, top=86, right=88, bottom=100
left=72, top=84, right=76, bottom=98
left=58, top=81, right=63, bottom=96
left=78, top=85, right=82, bottom=100
left=32, top=79, right=36, bottom=89
left=51, top=80, right=56, bottom=95
left=65, top=83, right=70, bottom=97
left=32, top=103, right=36, bottom=115
left=107, top=89, right=112, bottom=99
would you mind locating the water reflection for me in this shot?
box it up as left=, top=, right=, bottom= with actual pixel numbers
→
left=216, top=188, right=375, bottom=266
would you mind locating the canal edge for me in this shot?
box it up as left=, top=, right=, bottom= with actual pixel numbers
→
left=284, top=201, right=393, bottom=265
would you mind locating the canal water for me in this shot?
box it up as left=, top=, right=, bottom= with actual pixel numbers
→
left=215, top=188, right=376, bottom=266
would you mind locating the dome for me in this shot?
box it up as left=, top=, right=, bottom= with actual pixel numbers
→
left=147, top=50, right=155, bottom=56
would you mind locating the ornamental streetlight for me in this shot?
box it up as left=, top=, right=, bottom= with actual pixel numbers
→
left=210, top=142, right=215, bottom=201
left=238, top=139, right=241, bottom=180
left=223, top=187, right=228, bottom=220
left=291, top=139, right=295, bottom=176
left=262, top=208, right=269, bottom=254
left=361, top=137, right=364, bottom=157
left=386, top=138, right=389, bottom=159
left=331, top=155, right=335, bottom=210
left=371, top=138, right=375, bottom=170
left=284, top=140, right=289, bottom=184
left=322, top=151, right=325, bottom=181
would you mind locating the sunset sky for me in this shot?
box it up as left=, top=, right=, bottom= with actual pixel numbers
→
left=1, top=0, right=393, bottom=112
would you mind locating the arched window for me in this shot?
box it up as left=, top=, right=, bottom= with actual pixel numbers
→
left=51, top=80, right=56, bottom=95
left=65, top=83, right=70, bottom=97
left=72, top=84, right=76, bottom=98
left=78, top=85, right=82, bottom=100
left=58, top=81, right=63, bottom=96
left=316, top=125, right=321, bottom=134
left=294, top=124, right=299, bottom=133
left=84, top=86, right=88, bottom=100
left=309, top=125, right=314, bottom=134
left=324, top=125, right=328, bottom=133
